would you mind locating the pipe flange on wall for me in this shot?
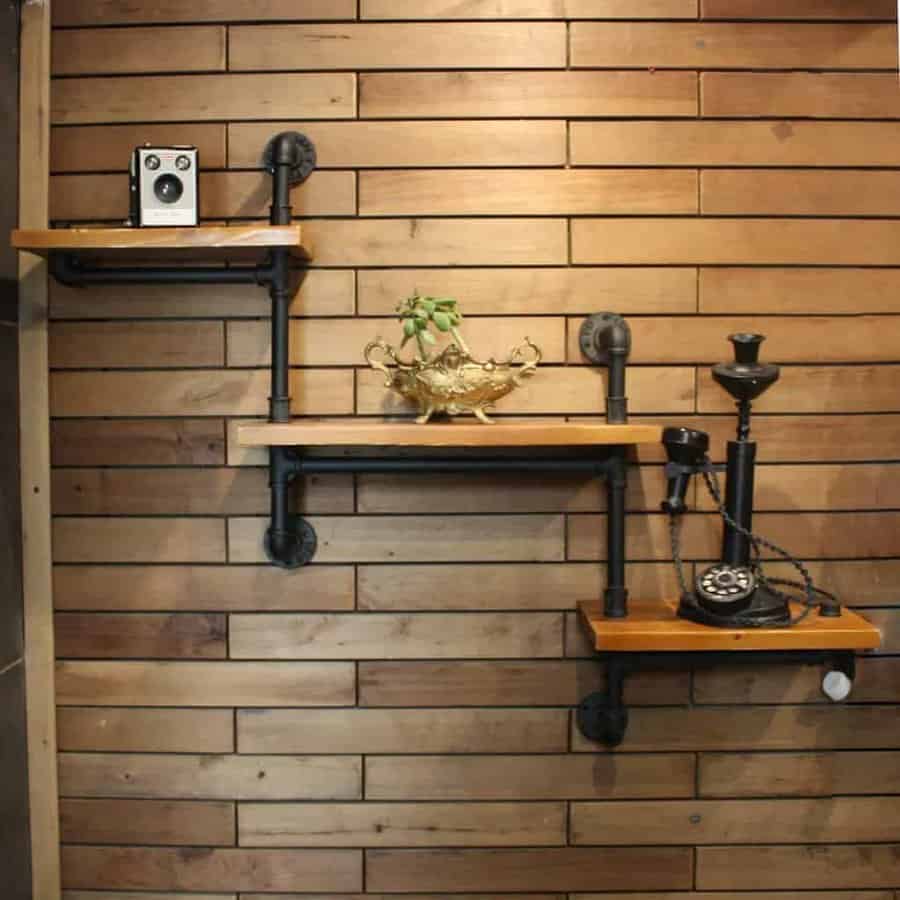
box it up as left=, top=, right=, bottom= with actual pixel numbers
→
left=265, top=515, right=318, bottom=569
left=579, top=312, right=632, bottom=367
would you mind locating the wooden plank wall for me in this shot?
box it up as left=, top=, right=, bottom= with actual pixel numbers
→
left=49, top=1, right=900, bottom=897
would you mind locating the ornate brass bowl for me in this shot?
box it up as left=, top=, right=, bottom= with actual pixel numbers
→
left=364, top=338, right=541, bottom=423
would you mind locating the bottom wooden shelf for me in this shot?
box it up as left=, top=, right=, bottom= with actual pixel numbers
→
left=578, top=599, right=881, bottom=653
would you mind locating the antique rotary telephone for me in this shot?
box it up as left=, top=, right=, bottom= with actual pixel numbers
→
left=662, top=333, right=840, bottom=628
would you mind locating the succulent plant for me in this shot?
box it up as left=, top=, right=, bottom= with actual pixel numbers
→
left=396, top=294, right=470, bottom=361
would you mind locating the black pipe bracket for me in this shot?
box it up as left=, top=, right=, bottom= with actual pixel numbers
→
left=577, top=649, right=858, bottom=747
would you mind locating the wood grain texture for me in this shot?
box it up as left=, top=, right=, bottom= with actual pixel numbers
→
left=59, top=753, right=361, bottom=801
left=572, top=797, right=900, bottom=845
left=52, top=26, right=226, bottom=75
left=230, top=612, right=564, bottom=659
left=359, top=661, right=688, bottom=707
left=51, top=419, right=225, bottom=466
left=365, top=753, right=695, bottom=800
left=238, top=708, right=568, bottom=754
left=230, top=23, right=566, bottom=70
left=56, top=661, right=355, bottom=707
left=53, top=0, right=357, bottom=24
left=53, top=565, right=354, bottom=612
left=702, top=0, right=896, bottom=19
left=359, top=169, right=698, bottom=216
left=362, top=0, right=699, bottom=17
left=699, top=750, right=900, bottom=798
left=239, top=801, right=566, bottom=847
left=61, top=846, right=361, bottom=893
left=57, top=708, right=234, bottom=753
left=54, top=613, right=227, bottom=659
left=52, top=73, right=355, bottom=124
left=51, top=123, right=226, bottom=172
left=358, top=267, right=696, bottom=315
left=60, top=798, right=235, bottom=846
left=572, top=22, right=896, bottom=69
left=696, top=844, right=900, bottom=891
left=572, top=120, right=900, bottom=167
left=365, top=847, right=693, bottom=893
left=228, top=120, right=567, bottom=168
left=360, top=71, right=697, bottom=118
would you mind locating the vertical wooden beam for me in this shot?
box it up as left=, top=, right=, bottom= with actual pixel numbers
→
left=18, top=1, right=61, bottom=898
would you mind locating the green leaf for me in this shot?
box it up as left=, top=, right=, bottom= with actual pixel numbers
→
left=421, top=299, right=436, bottom=314
left=403, top=318, right=417, bottom=338
left=421, top=331, right=436, bottom=345
left=416, top=317, right=428, bottom=330
left=432, top=311, right=452, bottom=332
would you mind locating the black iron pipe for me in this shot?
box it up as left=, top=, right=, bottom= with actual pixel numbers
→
left=49, top=252, right=271, bottom=287
left=603, top=452, right=629, bottom=618
left=290, top=457, right=618, bottom=476
left=604, top=319, right=630, bottom=425
left=722, top=439, right=757, bottom=567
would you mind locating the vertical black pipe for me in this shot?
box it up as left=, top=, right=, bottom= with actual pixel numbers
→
left=605, top=349, right=628, bottom=424
left=604, top=451, right=629, bottom=618
left=721, top=439, right=756, bottom=566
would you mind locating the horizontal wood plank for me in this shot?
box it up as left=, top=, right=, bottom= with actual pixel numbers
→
left=238, top=708, right=568, bottom=754
left=59, top=753, right=360, bottom=801
left=53, top=517, right=226, bottom=564
left=572, top=797, right=900, bottom=845
left=573, top=22, right=895, bottom=69
left=228, top=515, right=566, bottom=564
left=51, top=369, right=354, bottom=417
left=572, top=120, right=900, bottom=167
left=360, top=71, right=697, bottom=118
left=573, top=218, right=900, bottom=265
left=702, top=72, right=900, bottom=118
left=230, top=612, right=563, bottom=660
left=56, top=708, right=234, bottom=753
left=703, top=169, right=900, bottom=216
left=358, top=267, right=697, bottom=316
left=365, top=753, right=695, bottom=800
left=52, top=26, right=226, bottom=75
left=702, top=0, right=896, bottom=19
left=239, top=801, right=566, bottom=847
left=61, top=847, right=361, bottom=893
left=53, top=565, right=354, bottom=612
left=696, top=844, right=900, bottom=891
left=56, top=661, right=355, bottom=707
left=359, top=169, right=698, bottom=216
left=50, top=321, right=224, bottom=369
left=54, top=613, right=227, bottom=659
left=60, top=798, right=235, bottom=846
left=700, top=267, right=900, bottom=314
left=699, top=750, right=900, bottom=798
left=358, top=562, right=678, bottom=611
left=51, top=419, right=225, bottom=466
left=228, top=120, right=567, bottom=168
left=230, top=23, right=566, bottom=70
left=51, top=123, right=226, bottom=172
left=362, top=0, right=699, bottom=17
left=573, top=706, right=900, bottom=752
left=365, top=847, right=693, bottom=893
left=53, top=0, right=356, bottom=24
left=53, top=73, right=356, bottom=124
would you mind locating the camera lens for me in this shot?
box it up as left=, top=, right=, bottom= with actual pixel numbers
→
left=144, top=154, right=161, bottom=170
left=175, top=154, right=192, bottom=171
left=153, top=173, right=184, bottom=205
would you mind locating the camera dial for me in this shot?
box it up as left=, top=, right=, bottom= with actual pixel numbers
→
left=175, top=154, right=192, bottom=171
left=144, top=154, right=161, bottom=170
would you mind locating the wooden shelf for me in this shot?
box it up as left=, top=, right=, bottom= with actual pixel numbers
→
left=238, top=420, right=664, bottom=448
left=11, top=224, right=309, bottom=263
left=579, top=599, right=881, bottom=653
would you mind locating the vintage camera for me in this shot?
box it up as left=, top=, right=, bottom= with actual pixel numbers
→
left=128, top=145, right=199, bottom=227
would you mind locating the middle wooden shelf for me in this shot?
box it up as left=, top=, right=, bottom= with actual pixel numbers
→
left=238, top=420, right=664, bottom=448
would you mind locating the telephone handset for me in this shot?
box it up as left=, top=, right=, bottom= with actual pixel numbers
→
left=662, top=333, right=839, bottom=628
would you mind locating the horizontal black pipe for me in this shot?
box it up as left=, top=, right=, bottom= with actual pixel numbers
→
left=291, top=457, right=618, bottom=476
left=50, top=252, right=272, bottom=286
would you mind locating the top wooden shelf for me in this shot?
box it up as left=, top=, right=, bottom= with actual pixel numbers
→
left=579, top=599, right=881, bottom=653
left=11, top=225, right=309, bottom=263
left=238, top=421, right=664, bottom=448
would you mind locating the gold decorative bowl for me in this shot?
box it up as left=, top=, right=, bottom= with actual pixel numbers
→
left=364, top=339, right=541, bottom=423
